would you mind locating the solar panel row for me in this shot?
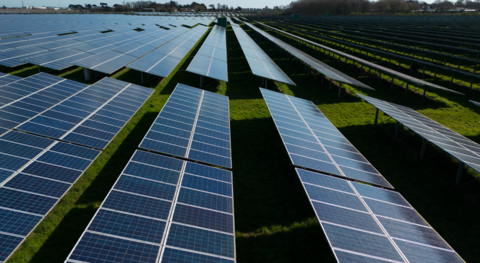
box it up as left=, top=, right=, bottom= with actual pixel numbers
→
left=260, top=88, right=393, bottom=188
left=0, top=131, right=100, bottom=262
left=128, top=26, right=210, bottom=78
left=229, top=20, right=295, bottom=85
left=358, top=94, right=480, bottom=174
left=187, top=25, right=229, bottom=82
left=66, top=150, right=235, bottom=263
left=0, top=73, right=88, bottom=136
left=296, top=168, right=464, bottom=263
left=247, top=22, right=373, bottom=91
left=140, top=83, right=232, bottom=168
left=0, top=72, right=21, bottom=87
left=17, top=77, right=153, bottom=150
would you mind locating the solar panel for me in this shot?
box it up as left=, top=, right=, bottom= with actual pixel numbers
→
left=296, top=168, right=464, bottom=263
left=230, top=19, right=295, bottom=86
left=127, top=26, right=209, bottom=78
left=140, top=83, right=231, bottom=168
left=0, top=131, right=100, bottom=262
left=0, top=73, right=21, bottom=87
left=17, top=77, right=153, bottom=150
left=247, top=22, right=373, bottom=91
left=187, top=25, right=228, bottom=82
left=260, top=88, right=392, bottom=188
left=66, top=150, right=235, bottom=263
left=470, top=100, right=480, bottom=107
left=358, top=94, right=480, bottom=175
left=0, top=73, right=88, bottom=136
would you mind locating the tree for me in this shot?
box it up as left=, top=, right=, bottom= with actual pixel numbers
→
left=209, top=4, right=215, bottom=10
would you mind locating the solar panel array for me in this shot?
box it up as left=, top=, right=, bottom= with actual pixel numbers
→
left=140, top=83, right=232, bottom=168
left=187, top=25, right=228, bottom=82
left=296, top=168, right=464, bottom=263
left=247, top=22, right=373, bottom=91
left=17, top=77, right=153, bottom=150
left=0, top=73, right=88, bottom=136
left=230, top=20, right=295, bottom=85
left=66, top=150, right=235, bottom=263
left=358, top=94, right=480, bottom=174
left=260, top=88, right=393, bottom=188
left=127, top=26, right=209, bottom=78
left=0, top=130, right=100, bottom=262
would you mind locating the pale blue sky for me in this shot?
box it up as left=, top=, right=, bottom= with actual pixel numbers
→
left=3, top=0, right=296, bottom=8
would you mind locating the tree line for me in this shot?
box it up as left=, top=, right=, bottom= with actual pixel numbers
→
left=68, top=1, right=234, bottom=12
left=289, top=0, right=480, bottom=15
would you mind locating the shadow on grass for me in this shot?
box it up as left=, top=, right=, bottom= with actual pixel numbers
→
left=29, top=112, right=158, bottom=263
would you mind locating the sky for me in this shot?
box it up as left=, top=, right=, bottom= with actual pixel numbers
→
left=3, top=0, right=296, bottom=9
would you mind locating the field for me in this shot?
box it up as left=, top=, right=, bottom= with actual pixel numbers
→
left=2, top=18, right=480, bottom=263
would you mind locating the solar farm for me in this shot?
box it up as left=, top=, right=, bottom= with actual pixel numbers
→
left=0, top=11, right=479, bottom=263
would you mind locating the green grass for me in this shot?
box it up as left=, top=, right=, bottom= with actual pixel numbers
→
left=3, top=20, right=480, bottom=263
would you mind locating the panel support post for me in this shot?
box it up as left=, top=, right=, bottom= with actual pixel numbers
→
left=338, top=83, right=342, bottom=98
left=200, top=76, right=203, bottom=88
left=328, top=79, right=332, bottom=90
left=433, top=68, right=437, bottom=81
left=469, top=78, right=473, bottom=91
left=456, top=163, right=464, bottom=185
left=420, top=138, right=426, bottom=159
left=378, top=72, right=382, bottom=83
left=422, top=88, right=427, bottom=102
left=84, top=68, right=91, bottom=81
left=37, top=65, right=41, bottom=72
left=390, top=77, right=394, bottom=89
left=374, top=108, right=379, bottom=125
left=405, top=83, right=409, bottom=94
left=394, top=121, right=400, bottom=139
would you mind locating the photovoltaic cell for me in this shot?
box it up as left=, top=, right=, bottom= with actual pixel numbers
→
left=0, top=131, right=100, bottom=262
left=66, top=150, right=235, bottom=263
left=17, top=77, right=153, bottom=149
left=139, top=83, right=232, bottom=168
left=261, top=88, right=392, bottom=188
left=187, top=25, right=228, bottom=82
left=296, top=168, right=464, bottom=263
left=358, top=94, right=480, bottom=175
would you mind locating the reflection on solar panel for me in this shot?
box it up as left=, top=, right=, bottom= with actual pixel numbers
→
left=358, top=94, right=480, bottom=176
left=296, top=168, right=464, bottom=263
left=260, top=88, right=392, bottom=188
left=187, top=25, right=228, bottom=82
left=0, top=73, right=88, bottom=136
left=66, top=150, right=235, bottom=263
left=230, top=20, right=295, bottom=85
left=0, top=131, right=100, bottom=262
left=140, top=83, right=231, bottom=168
left=247, top=22, right=373, bottom=91
left=127, top=26, right=209, bottom=78
left=17, top=77, right=153, bottom=150
left=0, top=73, right=21, bottom=87
left=470, top=100, right=480, bottom=107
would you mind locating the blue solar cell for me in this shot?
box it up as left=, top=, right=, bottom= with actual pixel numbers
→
left=42, top=110, right=83, bottom=124
left=334, top=249, right=396, bottom=263
left=162, top=247, right=234, bottom=263
left=103, top=191, right=172, bottom=220
left=322, top=223, right=404, bottom=262
left=0, top=208, right=42, bottom=236
left=181, top=174, right=232, bottom=197
left=188, top=150, right=231, bottom=169
left=0, top=234, right=23, bottom=262
left=195, top=127, right=229, bottom=141
left=124, top=161, right=181, bottom=185
left=68, top=232, right=159, bottom=263
left=114, top=176, right=177, bottom=201
left=184, top=162, right=231, bottom=183
left=62, top=133, right=108, bottom=150
left=132, top=150, right=184, bottom=171
left=0, top=169, right=12, bottom=183
left=352, top=182, right=409, bottom=207
left=0, top=188, right=56, bottom=215
left=364, top=198, right=428, bottom=226
left=146, top=131, right=190, bottom=147
left=395, top=239, right=463, bottom=263
left=0, top=153, right=29, bottom=171
left=152, top=125, right=191, bottom=139
left=296, top=169, right=353, bottom=193
left=37, top=151, right=91, bottom=170
left=50, top=142, right=100, bottom=160
left=177, top=188, right=233, bottom=213
left=286, top=144, right=330, bottom=162
left=303, top=184, right=367, bottom=212
left=140, top=138, right=187, bottom=157
left=196, top=121, right=229, bottom=134
left=4, top=173, right=70, bottom=198
left=17, top=122, right=66, bottom=138
left=173, top=204, right=233, bottom=233
left=89, top=209, right=166, bottom=243
left=0, top=140, right=43, bottom=159
left=22, top=161, right=81, bottom=183
left=167, top=223, right=234, bottom=258
left=290, top=154, right=339, bottom=175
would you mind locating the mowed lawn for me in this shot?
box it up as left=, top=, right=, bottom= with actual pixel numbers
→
left=3, top=21, right=480, bottom=263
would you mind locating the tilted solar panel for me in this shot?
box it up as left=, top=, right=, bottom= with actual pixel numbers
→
left=187, top=25, right=228, bottom=82
left=470, top=100, right=480, bottom=107
left=127, top=26, right=209, bottom=78
left=260, top=88, right=392, bottom=188
left=66, top=150, right=235, bottom=263
left=230, top=20, right=295, bottom=85
left=0, top=131, right=100, bottom=262
left=0, top=73, right=88, bottom=136
left=140, top=83, right=231, bottom=168
left=296, top=168, right=464, bottom=263
left=358, top=94, right=480, bottom=175
left=17, top=77, right=153, bottom=150
left=0, top=73, right=21, bottom=87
